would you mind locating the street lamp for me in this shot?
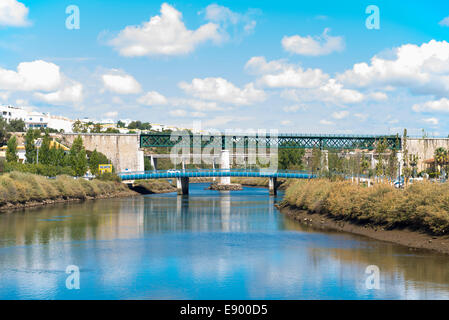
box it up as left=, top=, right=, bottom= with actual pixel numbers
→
left=35, top=138, right=42, bottom=164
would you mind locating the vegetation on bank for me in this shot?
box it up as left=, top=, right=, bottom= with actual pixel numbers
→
left=282, top=179, right=449, bottom=236
left=2, top=129, right=113, bottom=178
left=0, top=171, right=132, bottom=207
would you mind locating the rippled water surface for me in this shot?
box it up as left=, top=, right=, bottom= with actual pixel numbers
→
left=0, top=183, right=449, bottom=299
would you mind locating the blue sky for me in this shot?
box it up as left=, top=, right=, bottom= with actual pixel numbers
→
left=1, top=0, right=449, bottom=135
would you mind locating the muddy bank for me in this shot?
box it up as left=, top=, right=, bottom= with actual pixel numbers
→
left=279, top=204, right=449, bottom=255
left=209, top=183, right=243, bottom=191
left=131, top=179, right=177, bottom=194
left=0, top=189, right=138, bottom=212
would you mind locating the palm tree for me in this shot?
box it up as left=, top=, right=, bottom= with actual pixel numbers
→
left=434, top=147, right=447, bottom=177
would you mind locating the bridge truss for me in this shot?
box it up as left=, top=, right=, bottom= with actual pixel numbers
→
left=140, top=133, right=401, bottom=150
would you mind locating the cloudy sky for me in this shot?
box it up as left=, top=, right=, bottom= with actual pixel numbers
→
left=1, top=0, right=449, bottom=135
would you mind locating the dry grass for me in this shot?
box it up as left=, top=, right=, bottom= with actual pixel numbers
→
left=0, top=171, right=130, bottom=206
left=283, top=179, right=449, bottom=235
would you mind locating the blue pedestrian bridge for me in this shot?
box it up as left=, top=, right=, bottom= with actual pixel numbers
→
left=118, top=169, right=316, bottom=181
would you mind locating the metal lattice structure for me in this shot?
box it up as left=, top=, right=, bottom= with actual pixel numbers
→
left=140, top=133, right=401, bottom=150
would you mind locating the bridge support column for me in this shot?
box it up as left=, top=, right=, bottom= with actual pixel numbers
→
left=220, top=150, right=231, bottom=185
left=176, top=177, right=189, bottom=195
left=321, top=150, right=329, bottom=172
left=150, top=155, right=158, bottom=170
left=269, top=177, right=277, bottom=196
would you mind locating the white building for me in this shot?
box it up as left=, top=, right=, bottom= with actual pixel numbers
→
left=0, top=105, right=74, bottom=132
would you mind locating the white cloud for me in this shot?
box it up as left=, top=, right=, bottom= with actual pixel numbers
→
left=138, top=91, right=168, bottom=105
left=169, top=98, right=222, bottom=111
left=319, top=119, right=334, bottom=125
left=110, top=3, right=221, bottom=57
left=412, top=98, right=449, bottom=113
left=0, top=91, right=10, bottom=101
left=179, top=77, right=266, bottom=105
left=202, top=116, right=236, bottom=128
left=169, top=109, right=187, bottom=117
left=0, top=0, right=30, bottom=27
left=331, top=110, right=349, bottom=119
left=102, top=72, right=141, bottom=94
left=191, top=111, right=206, bottom=118
left=258, top=66, right=329, bottom=89
left=247, top=56, right=328, bottom=88
left=245, top=56, right=286, bottom=75
left=338, top=40, right=449, bottom=96
left=282, top=104, right=306, bottom=112
left=281, top=79, right=364, bottom=105
left=34, top=82, right=83, bottom=104
left=354, top=113, right=368, bottom=121
left=203, top=4, right=258, bottom=37
left=282, top=28, right=344, bottom=56
left=0, top=60, right=62, bottom=91
left=281, top=120, right=292, bottom=126
left=105, top=111, right=118, bottom=118
left=423, top=117, right=439, bottom=125
left=439, top=16, right=449, bottom=27
left=369, top=92, right=388, bottom=101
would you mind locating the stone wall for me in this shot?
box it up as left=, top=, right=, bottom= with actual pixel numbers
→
left=407, top=138, right=449, bottom=171
left=62, top=133, right=144, bottom=172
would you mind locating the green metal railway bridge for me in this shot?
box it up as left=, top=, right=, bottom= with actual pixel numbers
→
left=140, top=132, right=401, bottom=150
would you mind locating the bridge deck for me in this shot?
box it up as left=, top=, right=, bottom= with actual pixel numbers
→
left=118, top=169, right=316, bottom=180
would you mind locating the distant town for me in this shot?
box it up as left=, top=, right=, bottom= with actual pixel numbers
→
left=0, top=104, right=198, bottom=134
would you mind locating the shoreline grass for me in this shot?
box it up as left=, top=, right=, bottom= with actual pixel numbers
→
left=0, top=171, right=133, bottom=208
left=282, top=179, right=449, bottom=235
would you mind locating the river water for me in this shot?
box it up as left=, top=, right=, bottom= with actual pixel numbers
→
left=0, top=183, right=449, bottom=300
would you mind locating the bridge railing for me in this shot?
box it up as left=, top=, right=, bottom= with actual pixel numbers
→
left=118, top=168, right=312, bottom=176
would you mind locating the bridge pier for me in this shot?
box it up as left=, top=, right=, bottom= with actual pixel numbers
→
left=220, top=150, right=231, bottom=185
left=269, top=177, right=277, bottom=195
left=176, top=177, right=189, bottom=195
left=150, top=155, right=158, bottom=170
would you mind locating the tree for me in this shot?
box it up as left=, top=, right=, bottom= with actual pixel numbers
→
left=360, top=152, right=369, bottom=173
left=387, top=149, right=398, bottom=180
left=128, top=121, right=141, bottom=130
left=117, top=120, right=125, bottom=128
left=310, top=148, right=322, bottom=175
left=90, top=123, right=102, bottom=133
left=434, top=147, right=447, bottom=177
left=0, top=117, right=11, bottom=146
left=70, top=135, right=88, bottom=176
left=409, top=154, right=418, bottom=178
left=375, top=138, right=388, bottom=180
left=8, top=118, right=25, bottom=132
left=402, top=129, right=412, bottom=186
left=88, top=149, right=109, bottom=175
left=278, top=149, right=305, bottom=170
left=6, top=136, right=18, bottom=163
left=24, top=129, right=36, bottom=164
left=49, top=144, right=66, bottom=167
left=72, top=119, right=83, bottom=133
left=105, top=127, right=120, bottom=133
left=38, top=132, right=51, bottom=165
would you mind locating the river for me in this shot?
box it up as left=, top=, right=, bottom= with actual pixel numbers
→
left=0, top=183, right=448, bottom=299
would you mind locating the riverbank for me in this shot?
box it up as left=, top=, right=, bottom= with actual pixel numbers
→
left=130, top=179, right=177, bottom=194
left=279, top=179, right=449, bottom=254
left=0, top=171, right=137, bottom=212
left=231, top=177, right=291, bottom=189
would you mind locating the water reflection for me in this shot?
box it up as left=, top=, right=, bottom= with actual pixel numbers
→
left=0, top=183, right=448, bottom=299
